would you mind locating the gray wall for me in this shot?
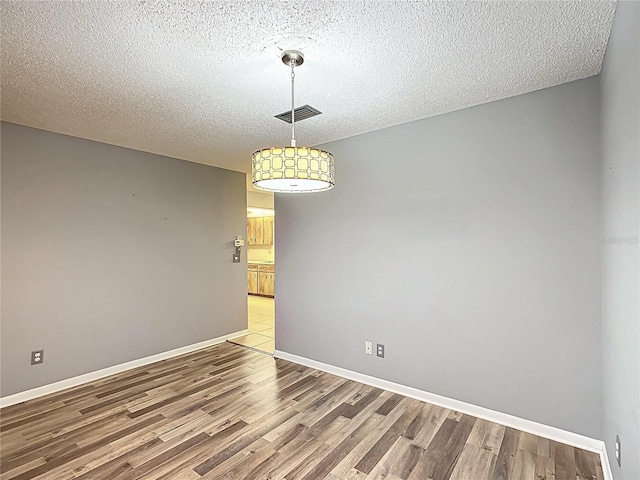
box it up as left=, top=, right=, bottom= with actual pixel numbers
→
left=600, top=2, right=640, bottom=478
left=1, top=123, right=247, bottom=397
left=276, top=77, right=602, bottom=438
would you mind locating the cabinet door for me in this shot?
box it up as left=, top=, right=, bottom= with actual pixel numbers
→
left=255, top=218, right=264, bottom=245
left=266, top=273, right=275, bottom=296
left=247, top=218, right=257, bottom=245
left=247, top=271, right=258, bottom=294
left=249, top=218, right=264, bottom=245
left=257, top=272, right=266, bottom=295
left=259, top=272, right=275, bottom=296
left=263, top=216, right=274, bottom=245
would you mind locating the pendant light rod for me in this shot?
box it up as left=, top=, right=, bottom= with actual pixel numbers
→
left=290, top=60, right=296, bottom=147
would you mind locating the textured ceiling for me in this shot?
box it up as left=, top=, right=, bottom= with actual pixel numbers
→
left=1, top=0, right=616, bottom=190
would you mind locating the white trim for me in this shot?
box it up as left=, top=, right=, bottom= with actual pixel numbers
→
left=273, top=349, right=613, bottom=480
left=601, top=443, right=614, bottom=480
left=0, top=330, right=249, bottom=408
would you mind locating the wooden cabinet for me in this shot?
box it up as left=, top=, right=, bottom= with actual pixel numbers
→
left=248, top=263, right=275, bottom=297
left=263, top=217, right=274, bottom=245
left=258, top=264, right=275, bottom=296
left=247, top=217, right=274, bottom=245
left=247, top=218, right=255, bottom=244
left=247, top=218, right=263, bottom=245
left=247, top=265, right=258, bottom=294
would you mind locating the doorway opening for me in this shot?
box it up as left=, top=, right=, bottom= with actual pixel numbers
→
left=230, top=207, right=275, bottom=354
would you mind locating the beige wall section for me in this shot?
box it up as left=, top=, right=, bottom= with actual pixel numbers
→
left=247, top=190, right=274, bottom=210
left=247, top=245, right=275, bottom=263
left=1, top=123, right=248, bottom=397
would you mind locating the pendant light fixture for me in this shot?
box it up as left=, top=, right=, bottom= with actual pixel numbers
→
left=252, top=50, right=335, bottom=193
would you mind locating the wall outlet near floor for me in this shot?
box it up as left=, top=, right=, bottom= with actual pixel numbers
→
left=615, top=435, right=621, bottom=466
left=365, top=341, right=373, bottom=355
left=376, top=344, right=385, bottom=358
left=31, top=350, right=44, bottom=365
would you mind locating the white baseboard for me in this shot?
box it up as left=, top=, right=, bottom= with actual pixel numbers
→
left=274, top=349, right=613, bottom=480
left=0, top=329, right=250, bottom=408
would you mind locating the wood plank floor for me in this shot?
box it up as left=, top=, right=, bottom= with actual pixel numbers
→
left=0, top=342, right=603, bottom=480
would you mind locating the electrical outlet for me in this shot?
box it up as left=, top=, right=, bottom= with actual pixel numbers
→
left=376, top=344, right=385, bottom=358
left=365, top=341, right=373, bottom=355
left=31, top=350, right=44, bottom=365
left=615, top=435, right=621, bottom=467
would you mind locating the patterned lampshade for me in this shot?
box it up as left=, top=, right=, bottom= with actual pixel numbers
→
left=251, top=146, right=335, bottom=193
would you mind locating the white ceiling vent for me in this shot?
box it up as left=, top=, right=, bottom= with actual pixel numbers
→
left=275, top=105, right=322, bottom=124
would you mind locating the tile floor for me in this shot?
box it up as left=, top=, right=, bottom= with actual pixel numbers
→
left=229, top=295, right=275, bottom=354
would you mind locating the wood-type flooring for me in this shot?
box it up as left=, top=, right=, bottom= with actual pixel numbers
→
left=0, top=342, right=603, bottom=480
